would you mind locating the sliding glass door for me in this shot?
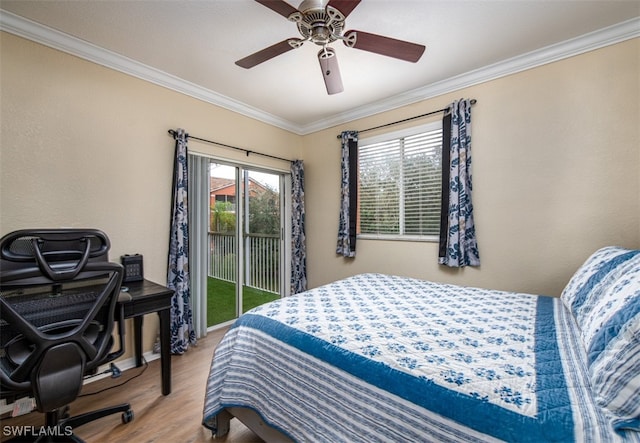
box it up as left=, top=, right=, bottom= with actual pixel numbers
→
left=207, top=162, right=283, bottom=328
left=242, top=169, right=282, bottom=312
left=208, top=163, right=238, bottom=326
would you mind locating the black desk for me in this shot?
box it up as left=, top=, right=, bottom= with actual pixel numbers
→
left=119, top=279, right=173, bottom=396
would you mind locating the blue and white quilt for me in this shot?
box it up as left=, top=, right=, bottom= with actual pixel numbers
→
left=203, top=273, right=638, bottom=442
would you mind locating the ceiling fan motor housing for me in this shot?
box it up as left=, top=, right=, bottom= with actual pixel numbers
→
left=294, top=0, right=345, bottom=46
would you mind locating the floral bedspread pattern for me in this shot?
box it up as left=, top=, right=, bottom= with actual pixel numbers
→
left=203, top=274, right=635, bottom=442
left=253, top=274, right=539, bottom=415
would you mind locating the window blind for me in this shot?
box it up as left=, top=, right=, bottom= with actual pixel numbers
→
left=359, top=124, right=442, bottom=239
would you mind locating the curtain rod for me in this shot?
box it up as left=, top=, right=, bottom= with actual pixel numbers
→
left=335, top=99, right=477, bottom=139
left=168, top=129, right=294, bottom=163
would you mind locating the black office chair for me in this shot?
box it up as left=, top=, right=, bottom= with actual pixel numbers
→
left=0, top=229, right=133, bottom=442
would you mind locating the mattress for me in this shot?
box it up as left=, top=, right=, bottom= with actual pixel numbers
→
left=203, top=273, right=638, bottom=442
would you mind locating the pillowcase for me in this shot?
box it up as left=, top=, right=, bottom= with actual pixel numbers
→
left=567, top=248, right=640, bottom=429
left=561, top=246, right=639, bottom=328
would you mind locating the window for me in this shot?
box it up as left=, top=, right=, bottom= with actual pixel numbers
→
left=358, top=121, right=442, bottom=241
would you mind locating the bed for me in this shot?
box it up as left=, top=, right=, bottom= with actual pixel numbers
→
left=202, top=246, right=640, bottom=442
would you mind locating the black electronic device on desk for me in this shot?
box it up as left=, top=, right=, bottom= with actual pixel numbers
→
left=121, top=253, right=143, bottom=282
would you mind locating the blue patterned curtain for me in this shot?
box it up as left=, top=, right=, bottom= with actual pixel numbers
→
left=438, top=100, right=480, bottom=267
left=336, top=131, right=358, bottom=258
left=290, top=160, right=307, bottom=295
left=167, top=128, right=196, bottom=354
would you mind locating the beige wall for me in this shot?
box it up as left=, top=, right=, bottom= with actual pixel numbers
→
left=0, top=32, right=302, bottom=358
left=1, top=32, right=639, bottom=357
left=304, top=38, right=640, bottom=296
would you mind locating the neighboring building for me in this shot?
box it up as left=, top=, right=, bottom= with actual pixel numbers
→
left=210, top=177, right=269, bottom=210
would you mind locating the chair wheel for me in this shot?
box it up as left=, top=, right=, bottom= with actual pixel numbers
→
left=122, top=409, right=134, bottom=424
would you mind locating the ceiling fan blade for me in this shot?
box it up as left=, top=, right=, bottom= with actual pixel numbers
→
left=255, top=0, right=300, bottom=19
left=318, top=47, right=344, bottom=95
left=236, top=39, right=303, bottom=69
left=327, top=0, right=361, bottom=18
left=343, top=30, right=425, bottom=62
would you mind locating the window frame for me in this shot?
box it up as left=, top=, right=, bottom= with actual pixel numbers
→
left=357, top=121, right=443, bottom=243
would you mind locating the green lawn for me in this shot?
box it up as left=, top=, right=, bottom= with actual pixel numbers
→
left=207, top=277, right=280, bottom=327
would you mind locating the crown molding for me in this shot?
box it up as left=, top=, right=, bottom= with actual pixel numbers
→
left=0, top=10, right=300, bottom=134
left=299, top=16, right=640, bottom=134
left=1, top=10, right=638, bottom=136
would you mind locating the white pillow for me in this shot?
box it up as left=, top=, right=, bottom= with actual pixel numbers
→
left=563, top=248, right=640, bottom=430
left=561, top=246, right=638, bottom=328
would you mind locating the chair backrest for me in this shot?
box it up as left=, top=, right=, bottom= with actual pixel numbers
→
left=0, top=229, right=124, bottom=412
left=0, top=229, right=112, bottom=286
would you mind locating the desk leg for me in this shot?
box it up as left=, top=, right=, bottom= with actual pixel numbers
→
left=158, top=308, right=171, bottom=395
left=133, top=316, right=144, bottom=367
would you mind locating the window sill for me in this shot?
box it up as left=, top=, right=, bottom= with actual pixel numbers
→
left=357, top=234, right=439, bottom=243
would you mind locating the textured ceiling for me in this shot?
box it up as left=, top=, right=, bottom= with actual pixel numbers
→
left=1, top=0, right=639, bottom=133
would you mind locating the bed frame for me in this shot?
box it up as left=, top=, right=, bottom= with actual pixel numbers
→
left=211, top=407, right=293, bottom=442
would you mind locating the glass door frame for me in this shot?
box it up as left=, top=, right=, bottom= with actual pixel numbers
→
left=205, top=156, right=290, bottom=331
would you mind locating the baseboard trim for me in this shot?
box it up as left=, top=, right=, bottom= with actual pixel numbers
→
left=0, top=351, right=161, bottom=416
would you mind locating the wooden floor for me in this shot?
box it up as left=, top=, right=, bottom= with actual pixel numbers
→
left=1, top=328, right=262, bottom=443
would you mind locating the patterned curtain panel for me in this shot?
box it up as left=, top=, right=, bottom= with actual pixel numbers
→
left=290, top=160, right=307, bottom=295
left=188, top=154, right=209, bottom=339
left=336, top=131, right=358, bottom=258
left=438, top=100, right=480, bottom=267
left=167, top=129, right=196, bottom=354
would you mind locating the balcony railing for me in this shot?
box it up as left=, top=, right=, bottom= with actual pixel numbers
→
left=209, top=232, right=236, bottom=283
left=208, top=232, right=280, bottom=294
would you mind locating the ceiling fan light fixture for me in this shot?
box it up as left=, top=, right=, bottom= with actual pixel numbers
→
left=318, top=47, right=343, bottom=94
left=311, top=26, right=332, bottom=44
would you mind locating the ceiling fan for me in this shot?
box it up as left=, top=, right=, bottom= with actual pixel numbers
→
left=236, top=0, right=426, bottom=95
